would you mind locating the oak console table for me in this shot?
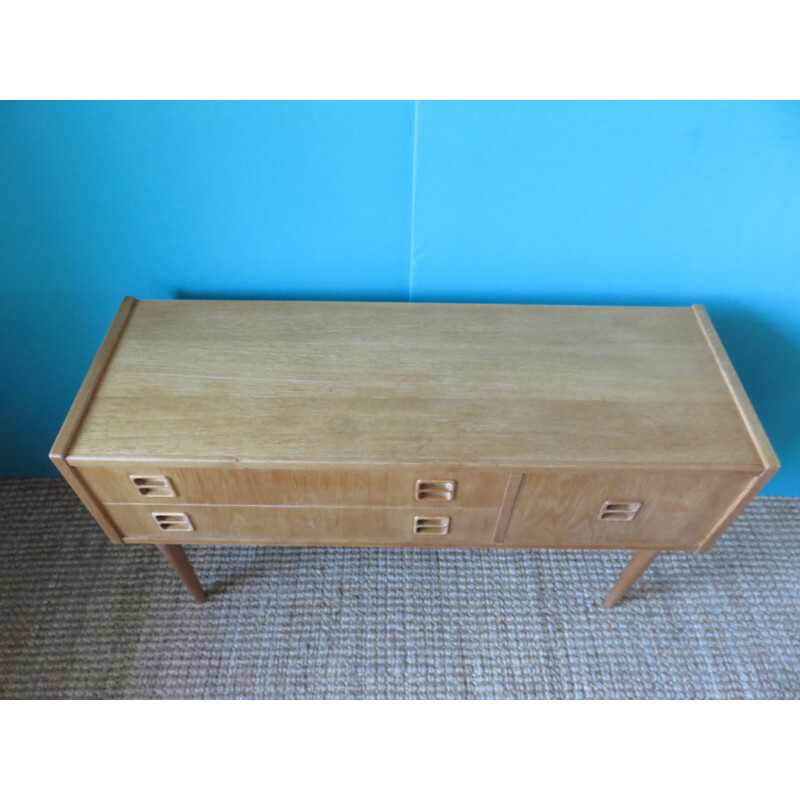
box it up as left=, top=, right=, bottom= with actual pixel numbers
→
left=51, top=298, right=778, bottom=607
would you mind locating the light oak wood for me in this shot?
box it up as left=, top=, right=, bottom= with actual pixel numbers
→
left=492, top=473, right=523, bottom=543
left=156, top=544, right=206, bottom=602
left=504, top=469, right=758, bottom=550
left=50, top=299, right=779, bottom=604
left=697, top=469, right=778, bottom=553
left=65, top=301, right=763, bottom=469
left=75, top=464, right=507, bottom=509
left=604, top=550, right=660, bottom=608
left=50, top=296, right=139, bottom=544
left=107, top=504, right=499, bottom=546
left=691, top=304, right=779, bottom=470
left=690, top=304, right=780, bottom=552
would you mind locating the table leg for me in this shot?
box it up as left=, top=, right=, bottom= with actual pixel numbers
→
left=156, top=544, right=207, bottom=602
left=604, top=549, right=660, bottom=607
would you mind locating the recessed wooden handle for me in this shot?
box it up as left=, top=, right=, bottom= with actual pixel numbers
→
left=152, top=512, right=193, bottom=532
left=598, top=501, right=642, bottom=521
left=415, top=479, right=456, bottom=501
left=131, top=475, right=176, bottom=497
left=413, top=516, right=450, bottom=535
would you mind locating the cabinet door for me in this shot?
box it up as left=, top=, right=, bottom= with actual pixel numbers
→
left=502, top=470, right=757, bottom=550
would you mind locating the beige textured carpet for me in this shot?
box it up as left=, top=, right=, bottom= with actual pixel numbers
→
left=1, top=478, right=798, bottom=699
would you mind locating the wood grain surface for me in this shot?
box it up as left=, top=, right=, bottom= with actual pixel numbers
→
left=50, top=296, right=139, bottom=544
left=504, top=468, right=757, bottom=550
left=75, top=463, right=508, bottom=508
left=52, top=298, right=779, bottom=582
left=65, top=301, right=765, bottom=469
left=108, top=503, right=500, bottom=547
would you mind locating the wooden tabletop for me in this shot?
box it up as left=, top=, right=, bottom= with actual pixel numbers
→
left=66, top=300, right=767, bottom=469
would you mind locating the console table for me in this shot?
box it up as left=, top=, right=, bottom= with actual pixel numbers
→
left=51, top=298, right=778, bottom=607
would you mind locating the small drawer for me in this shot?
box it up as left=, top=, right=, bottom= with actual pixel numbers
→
left=107, top=504, right=499, bottom=546
left=76, top=464, right=509, bottom=509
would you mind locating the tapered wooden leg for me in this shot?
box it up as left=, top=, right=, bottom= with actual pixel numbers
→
left=604, top=549, right=660, bottom=608
left=156, top=544, right=207, bottom=602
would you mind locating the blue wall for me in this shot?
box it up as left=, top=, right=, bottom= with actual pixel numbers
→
left=1, top=101, right=415, bottom=477
left=2, top=101, right=799, bottom=493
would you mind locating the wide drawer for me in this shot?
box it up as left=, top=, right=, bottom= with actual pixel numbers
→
left=77, top=464, right=508, bottom=508
left=107, top=504, right=499, bottom=546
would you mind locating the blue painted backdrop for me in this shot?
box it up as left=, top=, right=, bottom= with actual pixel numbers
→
left=2, top=101, right=799, bottom=493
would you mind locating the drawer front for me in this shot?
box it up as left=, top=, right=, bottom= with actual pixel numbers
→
left=77, top=464, right=508, bottom=509
left=107, top=504, right=498, bottom=546
left=503, top=469, right=757, bottom=550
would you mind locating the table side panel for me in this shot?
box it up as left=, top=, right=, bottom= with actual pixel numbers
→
left=50, top=296, right=139, bottom=545
left=691, top=304, right=779, bottom=470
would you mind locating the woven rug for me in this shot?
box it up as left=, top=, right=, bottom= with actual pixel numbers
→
left=0, top=478, right=797, bottom=699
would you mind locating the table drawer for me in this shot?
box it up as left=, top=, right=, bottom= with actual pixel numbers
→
left=77, top=464, right=508, bottom=509
left=503, top=469, right=758, bottom=550
left=107, top=504, right=499, bottom=546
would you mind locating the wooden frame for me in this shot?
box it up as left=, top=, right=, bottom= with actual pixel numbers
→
left=50, top=297, right=138, bottom=545
left=691, top=304, right=780, bottom=552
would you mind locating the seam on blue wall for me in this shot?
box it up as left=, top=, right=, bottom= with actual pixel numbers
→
left=408, top=100, right=419, bottom=302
